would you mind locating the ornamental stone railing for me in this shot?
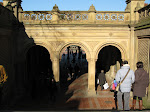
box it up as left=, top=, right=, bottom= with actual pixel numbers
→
left=20, top=10, right=130, bottom=25
left=138, top=4, right=150, bottom=22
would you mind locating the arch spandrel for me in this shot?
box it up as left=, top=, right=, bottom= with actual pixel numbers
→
left=56, top=41, right=91, bottom=60
left=94, top=42, right=127, bottom=61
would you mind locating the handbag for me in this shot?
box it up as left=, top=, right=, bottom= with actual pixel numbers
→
left=115, top=68, right=130, bottom=91
left=103, top=82, right=109, bottom=90
left=110, top=83, right=116, bottom=91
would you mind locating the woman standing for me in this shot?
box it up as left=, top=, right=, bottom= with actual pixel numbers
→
left=132, top=62, right=149, bottom=110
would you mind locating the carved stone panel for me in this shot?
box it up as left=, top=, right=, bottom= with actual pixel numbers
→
left=85, top=41, right=99, bottom=50
left=49, top=41, right=64, bottom=51
left=138, top=39, right=149, bottom=72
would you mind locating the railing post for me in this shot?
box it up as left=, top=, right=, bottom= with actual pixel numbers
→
left=51, top=4, right=59, bottom=23
left=88, top=4, right=96, bottom=23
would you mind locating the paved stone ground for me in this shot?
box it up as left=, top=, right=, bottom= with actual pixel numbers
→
left=65, top=73, right=117, bottom=110
left=0, top=73, right=144, bottom=111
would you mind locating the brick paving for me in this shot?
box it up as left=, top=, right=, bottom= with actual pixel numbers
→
left=63, top=73, right=142, bottom=111
left=65, top=73, right=117, bottom=110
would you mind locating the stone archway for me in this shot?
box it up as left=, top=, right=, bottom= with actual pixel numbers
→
left=96, top=43, right=125, bottom=86
left=58, top=42, right=90, bottom=61
left=58, top=44, right=89, bottom=86
left=95, top=42, right=126, bottom=61
left=25, top=45, right=53, bottom=100
left=96, top=45, right=122, bottom=85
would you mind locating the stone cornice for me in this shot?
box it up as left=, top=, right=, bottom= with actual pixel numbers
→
left=24, top=24, right=129, bottom=27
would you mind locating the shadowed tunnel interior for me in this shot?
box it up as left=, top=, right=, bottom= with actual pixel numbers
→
left=26, top=45, right=53, bottom=100
left=59, top=45, right=88, bottom=87
left=96, top=45, right=122, bottom=73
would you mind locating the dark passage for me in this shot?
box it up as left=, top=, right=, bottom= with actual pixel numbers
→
left=96, top=45, right=122, bottom=73
left=59, top=45, right=88, bottom=87
left=26, top=45, right=53, bottom=100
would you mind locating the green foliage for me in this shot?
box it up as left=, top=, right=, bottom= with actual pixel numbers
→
left=143, top=97, right=150, bottom=109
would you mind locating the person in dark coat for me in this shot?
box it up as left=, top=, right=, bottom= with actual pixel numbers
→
left=98, top=70, right=106, bottom=90
left=48, top=78, right=57, bottom=103
left=67, top=64, right=73, bottom=78
left=132, top=62, right=149, bottom=111
left=74, top=63, right=80, bottom=79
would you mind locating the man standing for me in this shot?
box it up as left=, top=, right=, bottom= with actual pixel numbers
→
left=98, top=70, right=106, bottom=90
left=115, top=60, right=135, bottom=111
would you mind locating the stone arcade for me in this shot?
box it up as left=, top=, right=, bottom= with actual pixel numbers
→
left=0, top=0, right=150, bottom=105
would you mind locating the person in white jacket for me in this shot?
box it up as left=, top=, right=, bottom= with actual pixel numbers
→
left=115, top=60, right=135, bottom=111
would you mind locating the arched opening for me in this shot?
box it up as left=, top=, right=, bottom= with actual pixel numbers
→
left=96, top=45, right=122, bottom=87
left=59, top=45, right=88, bottom=88
left=26, top=45, right=53, bottom=100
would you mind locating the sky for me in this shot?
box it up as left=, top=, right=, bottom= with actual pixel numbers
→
left=0, top=0, right=150, bottom=11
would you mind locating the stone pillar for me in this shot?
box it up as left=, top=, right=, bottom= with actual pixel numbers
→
left=52, top=12, right=59, bottom=23
left=130, top=27, right=136, bottom=71
left=126, top=0, right=145, bottom=24
left=87, top=58, right=96, bottom=95
left=52, top=58, right=60, bottom=82
left=116, top=61, right=120, bottom=71
left=110, top=65, right=115, bottom=79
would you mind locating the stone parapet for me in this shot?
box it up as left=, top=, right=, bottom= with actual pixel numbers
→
left=20, top=10, right=130, bottom=25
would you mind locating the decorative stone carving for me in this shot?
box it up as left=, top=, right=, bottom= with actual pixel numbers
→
left=125, top=4, right=130, bottom=12
left=52, top=4, right=59, bottom=12
left=88, top=4, right=96, bottom=12
left=49, top=41, right=64, bottom=51
left=85, top=41, right=99, bottom=49
left=138, top=39, right=149, bottom=72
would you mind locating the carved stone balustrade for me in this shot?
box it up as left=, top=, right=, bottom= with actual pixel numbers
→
left=20, top=10, right=130, bottom=25
left=138, top=4, right=150, bottom=22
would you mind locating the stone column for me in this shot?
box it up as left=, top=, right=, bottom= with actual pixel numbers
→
left=130, top=27, right=136, bottom=71
left=87, top=58, right=96, bottom=95
left=116, top=61, right=120, bottom=71
left=110, top=65, right=115, bottom=79
left=52, top=58, right=60, bottom=82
